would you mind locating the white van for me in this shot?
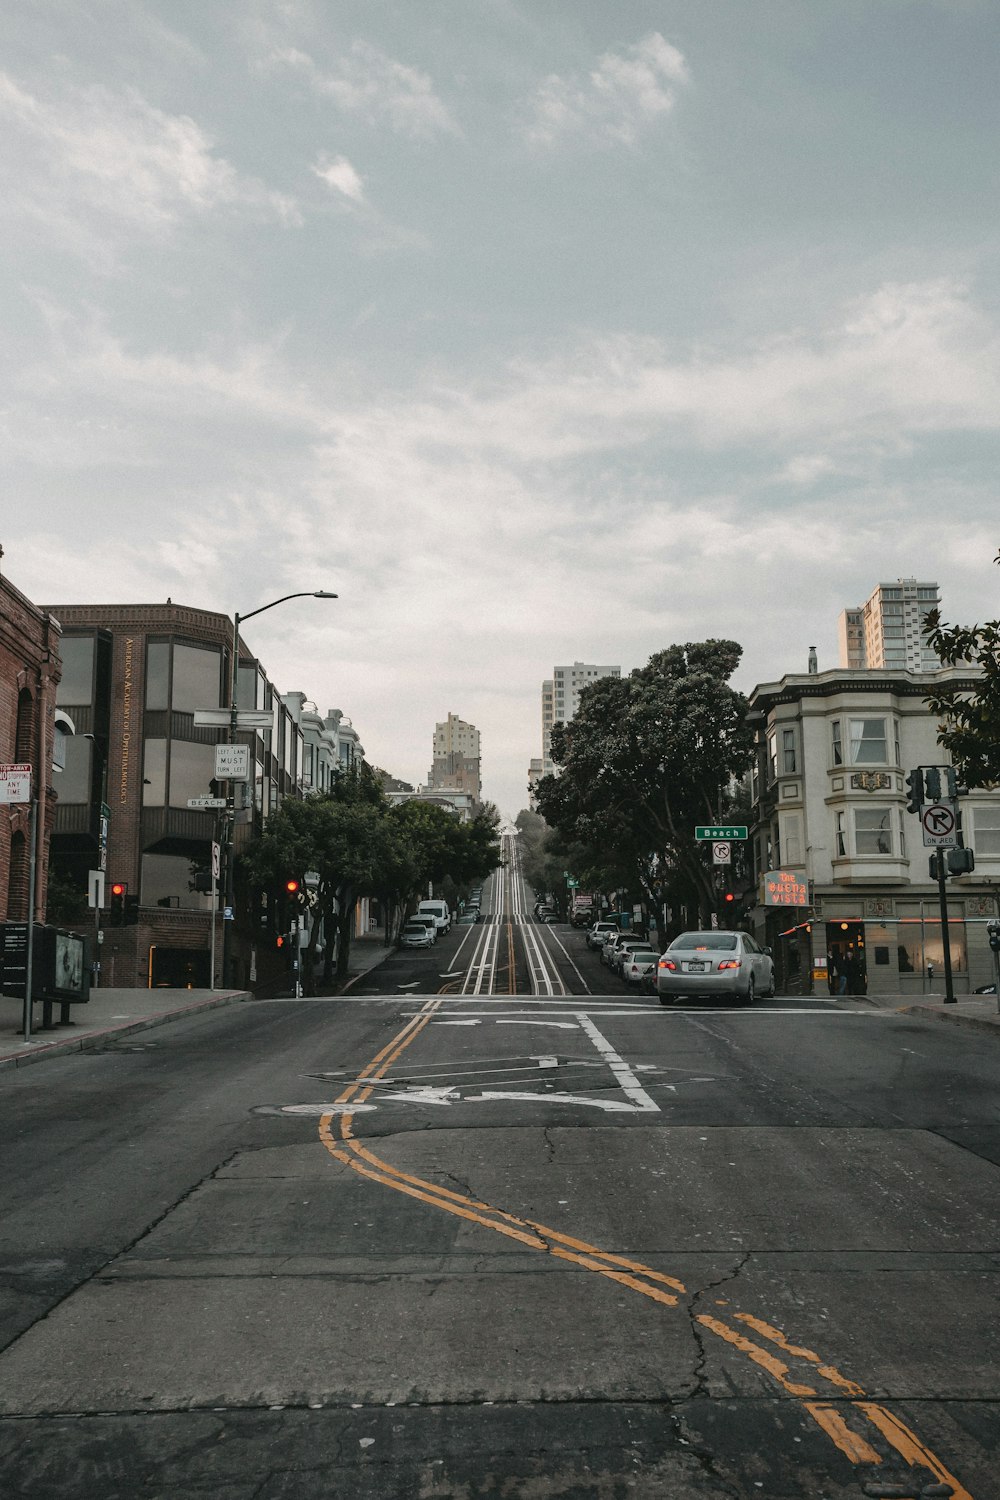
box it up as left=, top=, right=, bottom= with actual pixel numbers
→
left=417, top=899, right=451, bottom=935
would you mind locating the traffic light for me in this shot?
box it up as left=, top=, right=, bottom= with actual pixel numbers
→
left=929, top=853, right=941, bottom=881
left=124, top=894, right=140, bottom=925
left=944, top=767, right=958, bottom=799
left=109, top=882, right=127, bottom=926
left=904, top=769, right=925, bottom=815
left=284, top=878, right=307, bottom=910
left=947, top=848, right=975, bottom=875
left=924, top=768, right=942, bottom=802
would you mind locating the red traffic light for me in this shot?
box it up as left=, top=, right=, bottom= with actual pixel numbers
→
left=724, top=892, right=735, bottom=904
left=276, top=934, right=285, bottom=948
left=111, top=882, right=126, bottom=897
left=285, top=879, right=300, bottom=895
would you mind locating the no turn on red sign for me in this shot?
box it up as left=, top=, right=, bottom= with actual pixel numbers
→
left=921, top=802, right=959, bottom=848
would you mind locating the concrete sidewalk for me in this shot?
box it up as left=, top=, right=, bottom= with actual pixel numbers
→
left=837, top=988, right=1000, bottom=1037
left=0, top=934, right=399, bottom=1072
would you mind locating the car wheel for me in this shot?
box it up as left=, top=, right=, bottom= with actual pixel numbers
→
left=765, top=969, right=776, bottom=998
left=744, top=976, right=755, bottom=1007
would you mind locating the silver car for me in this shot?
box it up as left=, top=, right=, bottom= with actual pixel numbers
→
left=656, top=930, right=775, bottom=1006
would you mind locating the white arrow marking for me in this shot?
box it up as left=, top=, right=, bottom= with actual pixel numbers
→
left=573, top=1011, right=659, bottom=1113
left=472, top=1090, right=639, bottom=1113
left=397, top=981, right=421, bottom=990
left=434, top=1019, right=481, bottom=1026
left=439, top=971, right=464, bottom=978
left=496, top=1019, right=577, bottom=1029
left=533, top=1055, right=559, bottom=1069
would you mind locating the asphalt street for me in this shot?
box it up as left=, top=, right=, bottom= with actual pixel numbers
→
left=0, top=904, right=997, bottom=1498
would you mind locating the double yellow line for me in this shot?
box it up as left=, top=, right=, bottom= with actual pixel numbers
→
left=318, top=997, right=974, bottom=1497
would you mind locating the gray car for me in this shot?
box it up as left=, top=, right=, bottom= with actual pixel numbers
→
left=656, top=930, right=775, bottom=1006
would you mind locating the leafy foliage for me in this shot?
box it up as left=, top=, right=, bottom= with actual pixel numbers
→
left=535, top=640, right=753, bottom=923
left=924, top=550, right=1000, bottom=788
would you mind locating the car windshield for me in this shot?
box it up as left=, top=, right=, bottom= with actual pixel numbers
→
left=670, top=932, right=738, bottom=951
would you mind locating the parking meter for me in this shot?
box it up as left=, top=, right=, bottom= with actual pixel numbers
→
left=987, top=919, right=1000, bottom=953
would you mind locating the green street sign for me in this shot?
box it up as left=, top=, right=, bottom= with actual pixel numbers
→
left=695, top=825, right=748, bottom=841
left=566, top=878, right=579, bottom=888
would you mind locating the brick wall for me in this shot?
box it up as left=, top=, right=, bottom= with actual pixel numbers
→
left=0, top=570, right=61, bottom=924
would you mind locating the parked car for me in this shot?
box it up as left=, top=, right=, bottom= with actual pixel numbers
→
left=456, top=911, right=480, bottom=925
left=610, top=939, right=655, bottom=978
left=587, top=921, right=619, bottom=950
left=620, top=947, right=661, bottom=987
left=401, top=920, right=435, bottom=949
left=603, top=930, right=642, bottom=967
left=656, top=930, right=775, bottom=1006
left=408, top=914, right=438, bottom=943
left=417, top=899, right=451, bottom=935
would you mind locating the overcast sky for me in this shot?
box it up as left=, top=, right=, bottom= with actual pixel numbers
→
left=3, top=1, right=1000, bottom=817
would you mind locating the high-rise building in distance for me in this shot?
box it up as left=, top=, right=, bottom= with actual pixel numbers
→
left=541, top=661, right=621, bottom=774
left=837, top=579, right=941, bottom=672
left=429, top=712, right=481, bottom=802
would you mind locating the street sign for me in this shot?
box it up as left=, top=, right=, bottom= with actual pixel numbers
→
left=87, top=870, right=105, bottom=910
left=712, top=841, right=732, bottom=865
left=194, top=709, right=276, bottom=730
left=921, top=801, right=959, bottom=848
left=211, top=841, right=221, bottom=879
left=695, top=825, right=747, bottom=841
left=0, top=764, right=31, bottom=804
left=214, top=745, right=250, bottom=781
left=187, top=796, right=227, bottom=809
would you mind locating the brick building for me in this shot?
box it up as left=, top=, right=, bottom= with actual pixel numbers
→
left=46, top=602, right=303, bottom=989
left=0, top=563, right=62, bottom=926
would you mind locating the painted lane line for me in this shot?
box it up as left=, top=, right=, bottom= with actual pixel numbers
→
left=573, top=1010, right=659, bottom=1113
left=534, top=1056, right=559, bottom=1069
left=439, top=971, right=464, bottom=979
left=397, top=981, right=421, bottom=990
left=434, top=1019, right=481, bottom=1026
left=388, top=1088, right=458, bottom=1107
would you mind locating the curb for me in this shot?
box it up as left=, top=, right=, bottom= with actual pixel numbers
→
left=896, top=1003, right=1000, bottom=1039
left=0, top=990, right=250, bottom=1073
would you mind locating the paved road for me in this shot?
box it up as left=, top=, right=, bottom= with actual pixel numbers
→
left=1, top=925, right=997, bottom=1498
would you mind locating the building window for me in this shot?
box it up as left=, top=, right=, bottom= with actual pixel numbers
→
left=972, top=805, right=1000, bottom=855
left=766, top=730, right=777, bottom=783
left=169, top=741, right=216, bottom=806
left=143, top=739, right=167, bottom=806
left=848, top=718, right=887, bottom=764
left=57, top=636, right=95, bottom=705
left=145, top=642, right=170, bottom=710
left=835, top=811, right=846, bottom=857
left=855, top=806, right=893, bottom=855
left=172, top=644, right=222, bottom=714
left=832, top=721, right=843, bottom=766
left=782, top=728, right=796, bottom=774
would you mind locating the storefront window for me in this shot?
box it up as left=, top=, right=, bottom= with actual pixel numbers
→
left=57, top=636, right=95, bottom=705
left=855, top=806, right=892, bottom=854
left=141, top=851, right=213, bottom=911
left=172, top=644, right=222, bottom=714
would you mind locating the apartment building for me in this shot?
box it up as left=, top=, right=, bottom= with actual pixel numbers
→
left=541, top=661, right=620, bottom=774
left=746, top=664, right=997, bottom=997
left=837, top=579, right=940, bottom=671
left=429, top=712, right=481, bottom=802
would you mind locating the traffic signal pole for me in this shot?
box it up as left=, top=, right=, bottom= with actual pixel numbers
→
left=935, top=856, right=956, bottom=1004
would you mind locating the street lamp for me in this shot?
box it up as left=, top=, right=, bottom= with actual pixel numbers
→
left=222, top=590, right=338, bottom=987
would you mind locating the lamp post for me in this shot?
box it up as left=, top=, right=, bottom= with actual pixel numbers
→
left=222, top=591, right=337, bottom=988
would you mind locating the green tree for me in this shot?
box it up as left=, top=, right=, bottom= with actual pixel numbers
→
left=924, top=551, right=1000, bottom=788
left=535, top=640, right=754, bottom=925
left=243, top=767, right=398, bottom=989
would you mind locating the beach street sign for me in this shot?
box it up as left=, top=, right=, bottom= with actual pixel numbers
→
left=188, top=797, right=227, bottom=810
left=695, top=824, right=747, bottom=841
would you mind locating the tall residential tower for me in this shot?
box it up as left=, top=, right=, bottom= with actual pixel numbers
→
left=541, top=661, right=621, bottom=774
left=837, top=579, right=940, bottom=672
